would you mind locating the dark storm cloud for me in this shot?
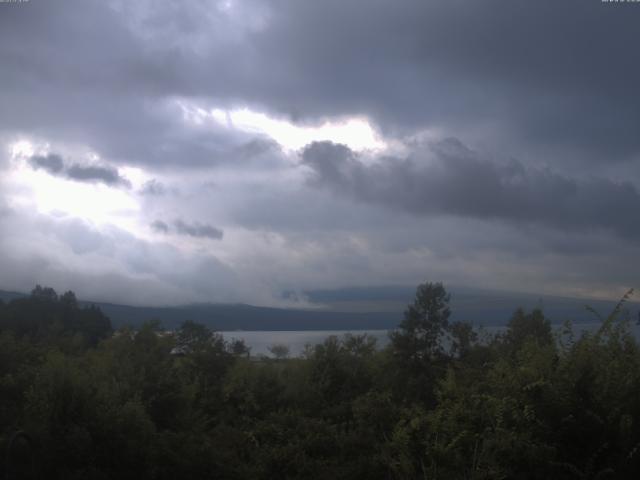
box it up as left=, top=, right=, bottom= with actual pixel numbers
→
left=0, top=0, right=271, bottom=170
left=28, top=153, right=130, bottom=187
left=151, top=218, right=224, bottom=240
left=302, top=140, right=640, bottom=239
left=3, top=0, right=640, bottom=170
left=173, top=219, right=224, bottom=240
left=2, top=0, right=640, bottom=303
left=66, top=164, right=130, bottom=187
left=244, top=0, right=640, bottom=161
left=29, top=154, right=64, bottom=174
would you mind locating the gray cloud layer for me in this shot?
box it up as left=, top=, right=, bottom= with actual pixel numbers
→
left=303, top=139, right=640, bottom=240
left=1, top=1, right=640, bottom=304
left=3, top=1, right=640, bottom=169
left=174, top=219, right=224, bottom=239
left=151, top=219, right=223, bottom=240
left=29, top=153, right=130, bottom=187
left=30, top=154, right=64, bottom=174
left=66, top=164, right=130, bottom=187
left=150, top=220, right=170, bottom=234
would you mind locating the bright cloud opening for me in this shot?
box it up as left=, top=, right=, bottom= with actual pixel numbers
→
left=178, top=101, right=386, bottom=152
left=221, top=109, right=386, bottom=151
left=12, top=168, right=138, bottom=224
left=6, top=141, right=140, bottom=228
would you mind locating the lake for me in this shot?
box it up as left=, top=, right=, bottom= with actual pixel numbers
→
left=220, top=321, right=640, bottom=357
left=220, top=330, right=391, bottom=356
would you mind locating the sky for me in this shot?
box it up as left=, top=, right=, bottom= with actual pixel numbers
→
left=0, top=0, right=639, bottom=307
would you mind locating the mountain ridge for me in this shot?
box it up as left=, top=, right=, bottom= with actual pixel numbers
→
left=2, top=286, right=636, bottom=331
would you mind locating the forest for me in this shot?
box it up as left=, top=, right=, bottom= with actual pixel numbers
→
left=1, top=283, right=639, bottom=479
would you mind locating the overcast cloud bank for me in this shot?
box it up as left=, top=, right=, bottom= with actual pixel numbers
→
left=0, top=0, right=638, bottom=305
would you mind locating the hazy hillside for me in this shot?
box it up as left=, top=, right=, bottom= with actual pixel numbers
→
left=2, top=287, right=635, bottom=331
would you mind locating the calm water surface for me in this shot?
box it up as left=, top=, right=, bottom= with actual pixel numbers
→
left=220, top=330, right=390, bottom=356
left=220, top=322, right=640, bottom=357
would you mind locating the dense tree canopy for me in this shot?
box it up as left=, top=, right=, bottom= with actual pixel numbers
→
left=1, top=284, right=639, bottom=479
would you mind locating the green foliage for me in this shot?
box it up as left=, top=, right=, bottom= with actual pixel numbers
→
left=391, top=282, right=451, bottom=363
left=2, top=284, right=640, bottom=479
left=504, top=307, right=553, bottom=353
left=389, top=282, right=461, bottom=405
left=0, top=285, right=111, bottom=347
left=268, top=343, right=290, bottom=359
